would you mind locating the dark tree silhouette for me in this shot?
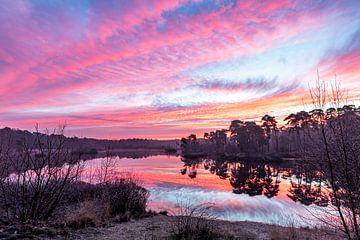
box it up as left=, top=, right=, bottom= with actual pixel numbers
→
left=261, top=114, right=278, bottom=152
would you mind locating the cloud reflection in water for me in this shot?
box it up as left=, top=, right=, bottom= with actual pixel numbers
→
left=82, top=155, right=324, bottom=226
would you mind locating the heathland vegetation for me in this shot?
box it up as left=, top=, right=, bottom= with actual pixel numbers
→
left=0, top=127, right=151, bottom=238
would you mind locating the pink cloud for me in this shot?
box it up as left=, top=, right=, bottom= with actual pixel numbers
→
left=0, top=0, right=359, bottom=138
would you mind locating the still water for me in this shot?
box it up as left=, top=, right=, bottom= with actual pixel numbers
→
left=81, top=154, right=328, bottom=226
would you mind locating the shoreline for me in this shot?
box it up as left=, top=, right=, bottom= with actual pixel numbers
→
left=0, top=206, right=341, bottom=239
left=64, top=215, right=340, bottom=240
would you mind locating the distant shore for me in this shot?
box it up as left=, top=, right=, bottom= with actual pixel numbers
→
left=181, top=152, right=296, bottom=162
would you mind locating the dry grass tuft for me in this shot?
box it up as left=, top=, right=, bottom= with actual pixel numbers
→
left=65, top=201, right=103, bottom=229
left=169, top=202, right=234, bottom=240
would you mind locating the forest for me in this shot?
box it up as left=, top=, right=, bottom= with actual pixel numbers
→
left=181, top=104, right=360, bottom=160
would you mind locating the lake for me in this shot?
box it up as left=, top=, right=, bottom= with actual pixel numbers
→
left=81, top=154, right=329, bottom=227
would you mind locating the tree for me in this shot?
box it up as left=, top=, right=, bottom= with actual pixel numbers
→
left=204, top=130, right=227, bottom=154
left=230, top=121, right=266, bottom=154
left=304, top=77, right=360, bottom=239
left=284, top=111, right=312, bottom=150
left=261, top=114, right=278, bottom=152
left=180, top=134, right=199, bottom=155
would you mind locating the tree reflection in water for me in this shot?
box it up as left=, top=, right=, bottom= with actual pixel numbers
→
left=180, top=157, right=329, bottom=207
left=287, top=172, right=329, bottom=207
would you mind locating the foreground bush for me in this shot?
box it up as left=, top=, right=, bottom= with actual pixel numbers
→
left=0, top=127, right=149, bottom=228
left=0, top=176, right=149, bottom=227
left=101, top=179, right=148, bottom=217
left=60, top=177, right=149, bottom=228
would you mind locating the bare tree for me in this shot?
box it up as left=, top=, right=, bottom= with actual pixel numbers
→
left=305, top=74, right=360, bottom=239
left=96, top=144, right=117, bottom=183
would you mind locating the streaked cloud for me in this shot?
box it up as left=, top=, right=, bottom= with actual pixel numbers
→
left=0, top=0, right=359, bottom=138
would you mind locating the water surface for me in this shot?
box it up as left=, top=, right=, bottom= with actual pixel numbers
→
left=82, top=155, right=327, bottom=226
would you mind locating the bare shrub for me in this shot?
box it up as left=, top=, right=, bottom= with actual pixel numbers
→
left=0, top=126, right=82, bottom=223
left=99, top=176, right=149, bottom=219
left=96, top=145, right=117, bottom=183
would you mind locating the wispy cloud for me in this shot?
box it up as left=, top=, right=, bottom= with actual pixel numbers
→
left=196, top=77, right=278, bottom=92
left=0, top=0, right=359, bottom=138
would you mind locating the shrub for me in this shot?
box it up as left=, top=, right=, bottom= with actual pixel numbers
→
left=99, top=178, right=149, bottom=218
left=170, top=202, right=232, bottom=240
left=59, top=176, right=149, bottom=227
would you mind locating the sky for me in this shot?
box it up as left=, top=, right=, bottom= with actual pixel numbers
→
left=0, top=0, right=359, bottom=139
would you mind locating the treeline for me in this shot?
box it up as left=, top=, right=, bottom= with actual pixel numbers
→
left=180, top=104, right=360, bottom=159
left=0, top=127, right=178, bottom=153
